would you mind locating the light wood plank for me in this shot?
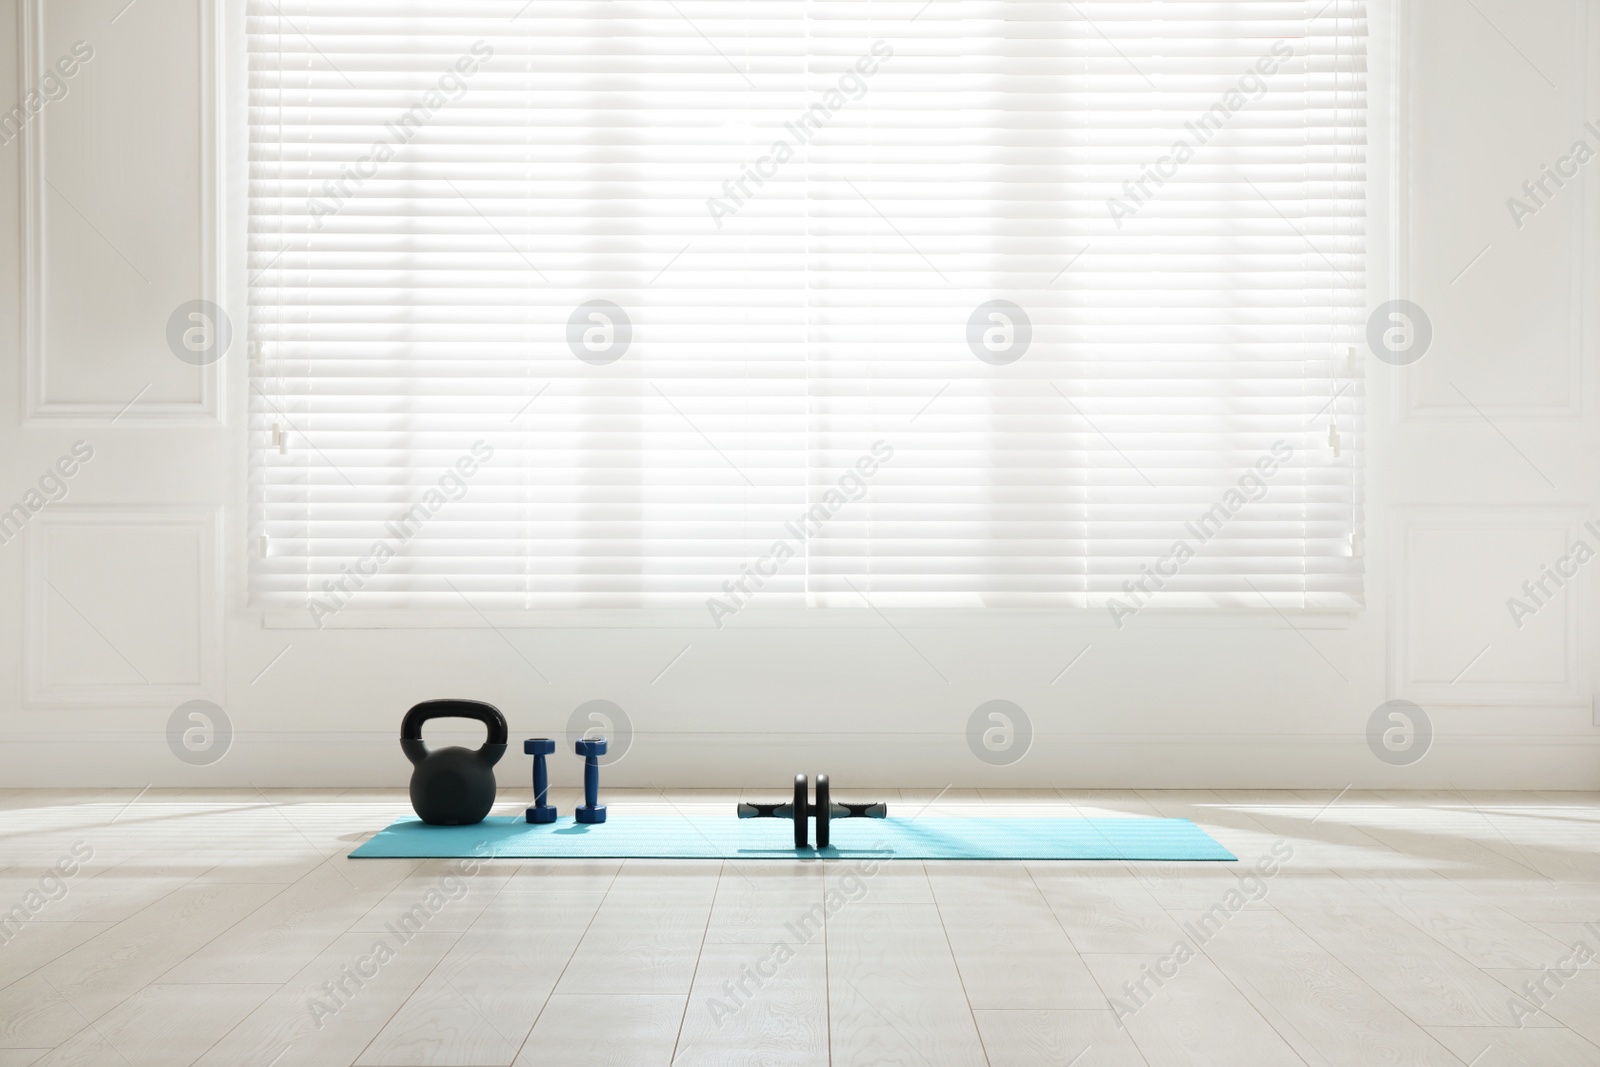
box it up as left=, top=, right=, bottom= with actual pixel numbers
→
left=1213, top=805, right=1408, bottom=871
left=515, top=994, right=684, bottom=1066
left=1352, top=814, right=1551, bottom=880
left=1126, top=862, right=1277, bottom=914
left=1353, top=877, right=1576, bottom=969
left=498, top=858, right=621, bottom=895
left=825, top=857, right=931, bottom=905
left=1081, top=952, right=1301, bottom=1067
left=189, top=931, right=459, bottom=1067
left=703, top=863, right=824, bottom=945
left=1030, top=866, right=1190, bottom=955
left=1274, top=895, right=1550, bottom=1027
left=0, top=923, right=116, bottom=993
left=673, top=939, right=829, bottom=1067
left=554, top=892, right=712, bottom=995
left=1484, top=966, right=1600, bottom=1046
left=344, top=857, right=516, bottom=933
left=973, top=1008, right=1148, bottom=1067
left=1427, top=1024, right=1600, bottom=1067
left=1460, top=883, right=1600, bottom=924
left=926, top=860, right=1048, bottom=907
left=827, top=903, right=987, bottom=1066
left=0, top=859, right=207, bottom=925
left=1191, top=909, right=1466, bottom=1065
left=0, top=882, right=280, bottom=1048
left=162, top=860, right=419, bottom=984
left=606, top=860, right=721, bottom=904
left=27, top=984, right=277, bottom=1067
left=356, top=897, right=602, bottom=1066
left=931, top=875, right=1104, bottom=1011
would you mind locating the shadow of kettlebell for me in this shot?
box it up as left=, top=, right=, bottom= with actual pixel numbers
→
left=400, top=699, right=508, bottom=826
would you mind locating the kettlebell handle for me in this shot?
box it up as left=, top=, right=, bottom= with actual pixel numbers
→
left=401, top=699, right=509, bottom=767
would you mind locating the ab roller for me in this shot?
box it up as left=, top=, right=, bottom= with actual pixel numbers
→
left=401, top=700, right=883, bottom=847
left=737, top=774, right=887, bottom=848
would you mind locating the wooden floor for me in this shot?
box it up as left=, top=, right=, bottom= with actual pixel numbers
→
left=0, top=788, right=1597, bottom=1066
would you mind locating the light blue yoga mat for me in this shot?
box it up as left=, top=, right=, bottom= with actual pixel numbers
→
left=349, top=814, right=1234, bottom=861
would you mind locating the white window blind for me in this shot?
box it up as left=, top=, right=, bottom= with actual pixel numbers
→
left=247, top=0, right=1365, bottom=618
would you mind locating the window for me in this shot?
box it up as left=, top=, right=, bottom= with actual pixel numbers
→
left=248, top=0, right=1366, bottom=622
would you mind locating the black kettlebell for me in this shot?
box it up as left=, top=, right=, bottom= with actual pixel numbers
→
left=401, top=699, right=508, bottom=826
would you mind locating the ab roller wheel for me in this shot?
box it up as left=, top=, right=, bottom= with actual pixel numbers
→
left=792, top=773, right=808, bottom=848
left=815, top=773, right=831, bottom=849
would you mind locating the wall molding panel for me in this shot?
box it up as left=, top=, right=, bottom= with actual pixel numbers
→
left=1394, top=0, right=1592, bottom=424
left=18, top=0, right=225, bottom=425
left=23, top=506, right=225, bottom=706
left=1390, top=506, right=1588, bottom=706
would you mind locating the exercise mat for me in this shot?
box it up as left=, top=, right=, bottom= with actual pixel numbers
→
left=350, top=814, right=1234, bottom=861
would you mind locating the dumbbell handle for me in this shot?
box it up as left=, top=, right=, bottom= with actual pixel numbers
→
left=533, top=755, right=550, bottom=810
left=583, top=753, right=600, bottom=810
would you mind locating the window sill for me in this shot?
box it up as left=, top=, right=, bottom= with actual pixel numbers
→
left=261, top=606, right=1361, bottom=630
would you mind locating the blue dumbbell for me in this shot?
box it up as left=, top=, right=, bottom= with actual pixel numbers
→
left=574, top=738, right=607, bottom=824
left=524, top=738, right=557, bottom=824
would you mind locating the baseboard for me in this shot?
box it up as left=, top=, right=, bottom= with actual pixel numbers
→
left=3, top=733, right=1596, bottom=789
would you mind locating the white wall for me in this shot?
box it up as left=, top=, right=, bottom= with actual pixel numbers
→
left=1, top=0, right=1596, bottom=790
